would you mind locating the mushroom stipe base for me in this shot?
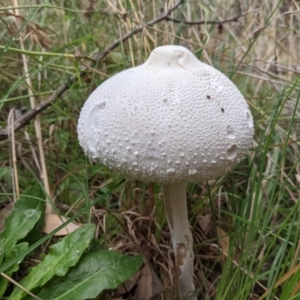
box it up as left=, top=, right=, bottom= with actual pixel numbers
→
left=164, top=182, right=196, bottom=300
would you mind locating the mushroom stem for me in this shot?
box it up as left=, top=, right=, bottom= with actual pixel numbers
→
left=163, top=182, right=196, bottom=300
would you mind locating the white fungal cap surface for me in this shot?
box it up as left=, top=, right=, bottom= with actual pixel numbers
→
left=78, top=45, right=254, bottom=184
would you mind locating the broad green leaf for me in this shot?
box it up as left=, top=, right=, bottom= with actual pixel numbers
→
left=4, top=242, right=29, bottom=274
left=0, top=276, right=8, bottom=298
left=9, top=224, right=95, bottom=300
left=0, top=209, right=41, bottom=262
left=15, top=185, right=45, bottom=212
left=37, top=250, right=143, bottom=300
left=0, top=243, right=28, bottom=298
left=15, top=185, right=46, bottom=245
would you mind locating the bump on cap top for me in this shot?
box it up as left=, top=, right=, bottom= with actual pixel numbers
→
left=78, top=45, right=254, bottom=184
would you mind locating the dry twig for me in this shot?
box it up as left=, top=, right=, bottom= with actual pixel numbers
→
left=165, top=10, right=256, bottom=26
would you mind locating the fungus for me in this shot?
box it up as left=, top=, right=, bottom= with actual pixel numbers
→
left=78, top=45, right=254, bottom=300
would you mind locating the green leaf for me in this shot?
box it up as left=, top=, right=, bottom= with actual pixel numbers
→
left=15, top=185, right=46, bottom=245
left=8, top=224, right=95, bottom=300
left=37, top=250, right=143, bottom=300
left=0, top=276, right=8, bottom=298
left=0, top=209, right=41, bottom=261
left=15, top=185, right=45, bottom=212
left=0, top=186, right=45, bottom=298
left=4, top=242, right=29, bottom=274
left=0, top=243, right=28, bottom=298
left=0, top=180, right=124, bottom=275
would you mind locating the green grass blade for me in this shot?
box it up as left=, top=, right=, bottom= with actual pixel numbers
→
left=0, top=209, right=41, bottom=263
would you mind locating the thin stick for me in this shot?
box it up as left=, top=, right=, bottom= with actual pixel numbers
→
left=0, top=272, right=42, bottom=300
left=8, top=109, right=20, bottom=200
left=163, top=182, right=196, bottom=300
left=165, top=10, right=257, bottom=26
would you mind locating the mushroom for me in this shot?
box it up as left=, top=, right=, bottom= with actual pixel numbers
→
left=78, top=45, right=254, bottom=300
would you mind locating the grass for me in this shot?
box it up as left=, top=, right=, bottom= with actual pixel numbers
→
left=1, top=0, right=300, bottom=299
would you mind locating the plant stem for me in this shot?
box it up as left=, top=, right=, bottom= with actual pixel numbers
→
left=0, top=45, right=76, bottom=58
left=163, top=182, right=196, bottom=300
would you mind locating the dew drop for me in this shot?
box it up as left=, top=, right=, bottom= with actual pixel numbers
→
left=26, top=209, right=36, bottom=217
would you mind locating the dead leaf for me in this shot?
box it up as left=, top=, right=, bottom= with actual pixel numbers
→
left=133, top=264, right=164, bottom=300
left=117, top=271, right=140, bottom=294
left=198, top=214, right=212, bottom=235
left=3, top=10, right=52, bottom=49
left=0, top=203, right=14, bottom=232
left=43, top=214, right=81, bottom=236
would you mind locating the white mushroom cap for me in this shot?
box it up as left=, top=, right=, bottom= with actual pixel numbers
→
left=78, top=45, right=254, bottom=184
